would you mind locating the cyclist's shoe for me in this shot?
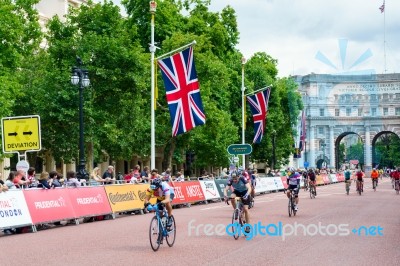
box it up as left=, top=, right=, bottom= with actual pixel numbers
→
left=294, top=205, right=298, bottom=211
left=167, top=217, right=173, bottom=228
left=314, top=191, right=317, bottom=196
left=244, top=226, right=251, bottom=234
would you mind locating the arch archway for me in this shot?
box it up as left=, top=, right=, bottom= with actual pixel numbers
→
left=372, top=131, right=400, bottom=169
left=335, top=132, right=364, bottom=170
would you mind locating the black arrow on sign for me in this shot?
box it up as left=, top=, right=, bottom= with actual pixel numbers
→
left=8, top=132, right=18, bottom=136
left=23, top=131, right=33, bottom=135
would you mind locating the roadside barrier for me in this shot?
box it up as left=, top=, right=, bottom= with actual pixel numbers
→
left=0, top=173, right=344, bottom=233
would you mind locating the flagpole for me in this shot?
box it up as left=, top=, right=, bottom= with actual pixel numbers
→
left=383, top=0, right=387, bottom=73
left=156, top=41, right=197, bottom=60
left=245, top=85, right=272, bottom=96
left=241, top=57, right=246, bottom=170
left=150, top=1, right=157, bottom=170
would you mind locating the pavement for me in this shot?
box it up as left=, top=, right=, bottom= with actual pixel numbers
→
left=1, top=178, right=399, bottom=266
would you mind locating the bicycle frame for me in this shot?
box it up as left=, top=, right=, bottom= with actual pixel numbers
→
left=231, top=197, right=245, bottom=240
left=394, top=180, right=400, bottom=194
left=148, top=203, right=176, bottom=251
left=287, top=189, right=297, bottom=217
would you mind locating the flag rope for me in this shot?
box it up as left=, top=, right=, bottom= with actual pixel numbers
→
left=156, top=40, right=197, bottom=60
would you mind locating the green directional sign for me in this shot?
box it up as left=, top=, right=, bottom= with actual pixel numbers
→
left=227, top=144, right=252, bottom=155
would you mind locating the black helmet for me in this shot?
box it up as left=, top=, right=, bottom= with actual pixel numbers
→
left=151, top=178, right=162, bottom=188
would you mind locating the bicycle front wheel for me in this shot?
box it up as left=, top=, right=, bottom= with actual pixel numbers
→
left=149, top=216, right=161, bottom=251
left=166, top=216, right=176, bottom=247
left=232, top=209, right=240, bottom=239
left=288, top=198, right=292, bottom=217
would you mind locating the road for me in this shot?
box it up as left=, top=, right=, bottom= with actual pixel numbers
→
left=1, top=178, right=399, bottom=266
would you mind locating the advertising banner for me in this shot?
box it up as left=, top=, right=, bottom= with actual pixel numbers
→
left=0, top=190, right=32, bottom=228
left=67, top=187, right=112, bottom=217
left=199, top=180, right=220, bottom=200
left=316, top=175, right=325, bottom=185
left=281, top=176, right=288, bottom=189
left=273, top=177, right=285, bottom=190
left=330, top=174, right=338, bottom=183
left=179, top=181, right=206, bottom=203
left=214, top=179, right=230, bottom=198
left=104, top=184, right=151, bottom=213
left=23, top=188, right=76, bottom=224
left=255, top=178, right=269, bottom=194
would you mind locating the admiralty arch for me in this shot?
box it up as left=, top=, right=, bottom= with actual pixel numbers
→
left=293, top=73, right=400, bottom=171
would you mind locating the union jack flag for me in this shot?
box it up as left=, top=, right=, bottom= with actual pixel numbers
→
left=157, top=46, right=206, bottom=136
left=246, top=88, right=271, bottom=143
left=294, top=110, right=306, bottom=158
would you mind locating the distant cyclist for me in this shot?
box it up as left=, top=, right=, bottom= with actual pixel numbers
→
left=344, top=168, right=352, bottom=194
left=355, top=169, right=364, bottom=193
left=144, top=169, right=175, bottom=228
left=371, top=168, right=379, bottom=189
left=286, top=167, right=301, bottom=211
left=224, top=172, right=252, bottom=233
left=307, top=168, right=317, bottom=196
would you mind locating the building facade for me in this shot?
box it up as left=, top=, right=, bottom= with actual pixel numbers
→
left=294, top=73, right=400, bottom=171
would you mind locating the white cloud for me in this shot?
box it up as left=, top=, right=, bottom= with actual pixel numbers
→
left=208, top=0, right=400, bottom=77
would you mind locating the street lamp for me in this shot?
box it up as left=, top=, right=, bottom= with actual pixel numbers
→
left=272, top=130, right=276, bottom=170
left=71, top=56, right=90, bottom=180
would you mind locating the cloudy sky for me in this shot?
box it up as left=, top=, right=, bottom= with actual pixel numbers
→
left=111, top=0, right=399, bottom=77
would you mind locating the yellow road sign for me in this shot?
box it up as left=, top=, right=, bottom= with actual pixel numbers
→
left=1, top=115, right=41, bottom=153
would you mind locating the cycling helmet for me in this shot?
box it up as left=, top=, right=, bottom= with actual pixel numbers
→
left=372, top=168, right=376, bottom=170
left=231, top=172, right=238, bottom=178
left=151, top=177, right=162, bottom=188
left=288, top=167, right=295, bottom=173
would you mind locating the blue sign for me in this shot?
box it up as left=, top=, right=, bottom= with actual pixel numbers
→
left=304, top=162, right=309, bottom=168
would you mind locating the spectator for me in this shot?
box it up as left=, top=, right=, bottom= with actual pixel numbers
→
left=66, top=171, right=81, bottom=187
left=141, top=166, right=150, bottom=183
left=37, top=172, right=51, bottom=189
left=175, top=171, right=185, bottom=182
left=49, top=171, right=62, bottom=188
left=150, top=168, right=160, bottom=180
left=267, top=170, right=274, bottom=177
left=161, top=168, right=172, bottom=182
left=208, top=173, right=215, bottom=180
left=0, top=176, right=8, bottom=192
left=91, top=167, right=105, bottom=185
left=27, top=167, right=38, bottom=188
left=13, top=170, right=30, bottom=188
left=124, top=169, right=134, bottom=183
left=102, top=166, right=115, bottom=185
left=5, top=172, right=17, bottom=189
left=132, top=165, right=142, bottom=183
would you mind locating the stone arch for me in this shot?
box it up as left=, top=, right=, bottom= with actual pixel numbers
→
left=371, top=130, right=400, bottom=168
left=334, top=131, right=364, bottom=170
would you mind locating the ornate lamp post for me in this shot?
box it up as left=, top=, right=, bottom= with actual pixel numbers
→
left=272, top=130, right=276, bottom=170
left=71, top=56, right=90, bottom=180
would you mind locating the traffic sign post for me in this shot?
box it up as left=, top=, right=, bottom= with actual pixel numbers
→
left=227, top=144, right=252, bottom=155
left=16, top=160, right=30, bottom=172
left=1, top=115, right=41, bottom=154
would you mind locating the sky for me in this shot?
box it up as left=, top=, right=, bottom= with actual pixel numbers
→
left=109, top=0, right=400, bottom=77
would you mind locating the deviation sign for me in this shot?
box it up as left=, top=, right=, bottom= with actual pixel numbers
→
left=1, top=115, right=41, bottom=153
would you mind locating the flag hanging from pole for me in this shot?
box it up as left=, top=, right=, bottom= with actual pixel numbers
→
left=294, top=110, right=306, bottom=158
left=157, top=46, right=206, bottom=136
left=379, top=1, right=385, bottom=13
left=246, top=88, right=271, bottom=143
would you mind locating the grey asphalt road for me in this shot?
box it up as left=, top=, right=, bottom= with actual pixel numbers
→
left=1, top=178, right=399, bottom=266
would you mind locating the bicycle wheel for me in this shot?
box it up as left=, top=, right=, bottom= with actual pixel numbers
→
left=232, top=209, right=240, bottom=239
left=149, top=216, right=161, bottom=251
left=166, top=216, right=176, bottom=247
left=292, top=198, right=297, bottom=216
left=288, top=197, right=292, bottom=217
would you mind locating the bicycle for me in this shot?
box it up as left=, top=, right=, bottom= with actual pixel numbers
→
left=227, top=197, right=246, bottom=240
left=303, top=178, right=308, bottom=191
left=394, top=180, right=400, bottom=195
left=356, top=180, right=363, bottom=196
left=147, top=203, right=176, bottom=251
left=345, top=179, right=351, bottom=195
left=286, top=188, right=297, bottom=217
left=372, top=178, right=378, bottom=192
left=309, top=181, right=316, bottom=199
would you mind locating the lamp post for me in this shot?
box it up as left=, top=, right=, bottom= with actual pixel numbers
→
left=149, top=1, right=157, bottom=170
left=241, top=57, right=246, bottom=170
left=272, top=130, right=276, bottom=171
left=71, top=56, right=90, bottom=180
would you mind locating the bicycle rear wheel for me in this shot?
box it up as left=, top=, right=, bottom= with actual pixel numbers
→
left=288, top=197, right=292, bottom=217
left=232, top=209, right=240, bottom=239
left=149, top=216, right=161, bottom=251
left=166, top=216, right=176, bottom=247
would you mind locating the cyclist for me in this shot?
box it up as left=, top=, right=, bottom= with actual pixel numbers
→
left=307, top=168, right=317, bottom=196
left=224, top=172, right=252, bottom=233
left=355, top=169, right=364, bottom=193
left=392, top=168, right=400, bottom=191
left=144, top=169, right=175, bottom=228
left=371, top=168, right=379, bottom=189
left=302, top=170, right=308, bottom=191
left=344, top=168, right=352, bottom=194
left=250, top=169, right=258, bottom=201
left=286, top=167, right=301, bottom=211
